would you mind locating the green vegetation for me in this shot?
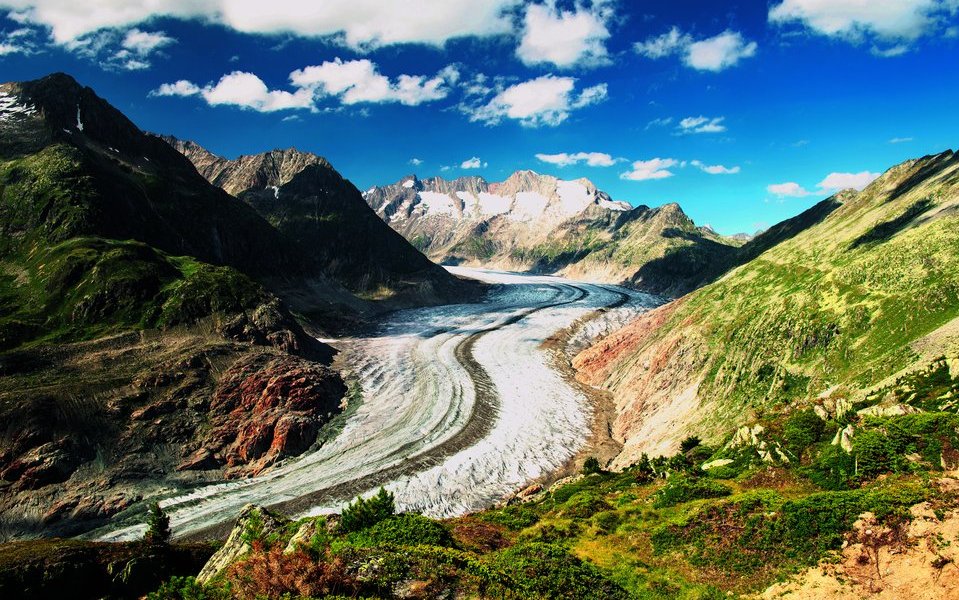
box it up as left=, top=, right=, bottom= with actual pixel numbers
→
left=0, top=236, right=267, bottom=350
left=145, top=502, right=172, bottom=545
left=596, top=156, right=959, bottom=446
left=339, top=488, right=396, bottom=534
left=582, top=457, right=603, bottom=475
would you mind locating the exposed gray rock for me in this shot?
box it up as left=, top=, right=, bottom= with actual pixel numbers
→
left=196, top=504, right=290, bottom=584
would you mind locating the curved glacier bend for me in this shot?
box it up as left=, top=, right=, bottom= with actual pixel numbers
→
left=95, top=268, right=657, bottom=541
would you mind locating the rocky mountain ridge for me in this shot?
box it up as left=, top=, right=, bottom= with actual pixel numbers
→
left=366, top=171, right=737, bottom=296
left=163, top=137, right=467, bottom=304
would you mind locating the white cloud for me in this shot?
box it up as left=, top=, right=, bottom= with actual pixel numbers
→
left=817, top=171, right=880, bottom=191
left=461, top=157, right=487, bottom=169
left=155, top=60, right=457, bottom=112
left=645, top=116, right=673, bottom=129
left=678, top=115, right=726, bottom=134
left=517, top=0, right=612, bottom=68
left=104, top=28, right=175, bottom=70
left=201, top=71, right=314, bottom=112
left=769, top=0, right=959, bottom=54
left=768, top=169, right=880, bottom=198
left=634, top=26, right=691, bottom=58
left=0, top=40, right=26, bottom=54
left=635, top=27, right=757, bottom=71
left=290, top=59, right=457, bottom=106
left=121, top=28, right=173, bottom=54
left=153, top=71, right=312, bottom=112
left=465, top=74, right=607, bottom=127
left=409, top=158, right=424, bottom=166
left=685, top=31, right=758, bottom=71
left=767, top=182, right=813, bottom=197
left=535, top=151, right=617, bottom=167
left=151, top=80, right=202, bottom=97
left=691, top=160, right=740, bottom=174
left=889, top=137, right=914, bottom=144
left=0, top=0, right=521, bottom=48
left=620, top=158, right=678, bottom=181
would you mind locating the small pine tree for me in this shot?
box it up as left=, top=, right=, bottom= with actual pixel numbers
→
left=581, top=457, right=602, bottom=475
left=634, top=453, right=654, bottom=483
left=339, top=488, right=395, bottom=534
left=145, top=502, right=171, bottom=545
left=680, top=435, right=702, bottom=453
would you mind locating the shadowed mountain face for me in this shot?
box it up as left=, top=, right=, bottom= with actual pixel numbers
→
left=0, top=73, right=301, bottom=278
left=164, top=137, right=463, bottom=299
left=364, top=172, right=742, bottom=296
left=575, top=149, right=959, bottom=466
left=0, top=74, right=352, bottom=539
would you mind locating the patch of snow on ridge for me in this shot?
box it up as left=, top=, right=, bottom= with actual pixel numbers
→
left=402, top=180, right=415, bottom=188
left=477, top=192, right=510, bottom=216
left=510, top=191, right=549, bottom=222
left=0, top=92, right=37, bottom=122
left=456, top=191, right=479, bottom=217
left=556, top=180, right=593, bottom=216
left=417, top=191, right=458, bottom=216
left=600, top=199, right=631, bottom=211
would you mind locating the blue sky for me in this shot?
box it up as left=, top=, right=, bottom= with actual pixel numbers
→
left=1, top=1, right=958, bottom=234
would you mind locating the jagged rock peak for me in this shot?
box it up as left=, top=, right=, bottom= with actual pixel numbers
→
left=159, top=135, right=331, bottom=197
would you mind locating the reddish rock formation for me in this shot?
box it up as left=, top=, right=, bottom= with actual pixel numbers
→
left=179, top=354, right=345, bottom=477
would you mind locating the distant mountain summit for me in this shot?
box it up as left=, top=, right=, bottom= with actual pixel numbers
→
left=163, top=137, right=462, bottom=300
left=366, top=171, right=736, bottom=296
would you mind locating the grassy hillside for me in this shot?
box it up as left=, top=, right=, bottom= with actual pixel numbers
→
left=132, top=401, right=959, bottom=600
left=574, top=150, right=959, bottom=465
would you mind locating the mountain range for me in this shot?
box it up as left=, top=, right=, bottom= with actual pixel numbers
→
left=364, top=172, right=743, bottom=296
left=0, top=73, right=465, bottom=539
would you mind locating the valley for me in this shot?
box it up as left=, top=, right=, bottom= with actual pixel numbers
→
left=92, top=269, right=657, bottom=542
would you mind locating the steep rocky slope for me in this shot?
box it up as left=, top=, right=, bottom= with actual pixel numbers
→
left=164, top=138, right=464, bottom=302
left=0, top=73, right=347, bottom=539
left=365, top=172, right=739, bottom=296
left=575, top=150, right=959, bottom=466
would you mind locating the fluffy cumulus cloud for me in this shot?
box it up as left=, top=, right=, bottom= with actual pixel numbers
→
left=769, top=0, right=959, bottom=54
left=154, top=71, right=314, bottom=112
left=154, top=60, right=458, bottom=112
left=465, top=74, right=608, bottom=127
left=817, top=170, right=880, bottom=190
left=535, top=151, right=617, bottom=167
left=767, top=182, right=813, bottom=197
left=620, top=158, right=679, bottom=181
left=686, top=31, right=758, bottom=71
left=0, top=0, right=521, bottom=48
left=461, top=157, right=487, bottom=169
left=635, top=27, right=757, bottom=71
left=691, top=160, right=740, bottom=174
left=290, top=59, right=458, bottom=106
left=517, top=0, right=612, bottom=68
left=409, top=157, right=424, bottom=166
left=768, top=170, right=880, bottom=198
left=678, top=115, right=726, bottom=134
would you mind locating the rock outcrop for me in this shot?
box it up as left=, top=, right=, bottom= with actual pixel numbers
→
left=179, top=354, right=345, bottom=476
left=196, top=504, right=290, bottom=584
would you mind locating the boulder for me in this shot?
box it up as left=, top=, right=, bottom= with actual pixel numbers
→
left=196, top=504, right=290, bottom=584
